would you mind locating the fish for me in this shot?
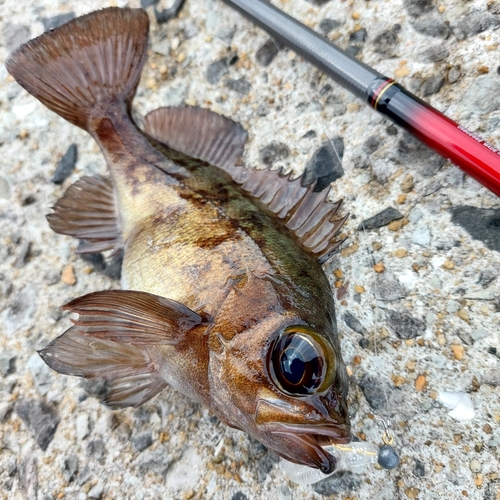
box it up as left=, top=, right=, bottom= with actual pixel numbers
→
left=6, top=7, right=350, bottom=474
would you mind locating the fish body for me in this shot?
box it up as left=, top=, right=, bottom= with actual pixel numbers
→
left=7, top=7, right=350, bottom=473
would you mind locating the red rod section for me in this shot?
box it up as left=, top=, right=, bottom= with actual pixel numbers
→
left=368, top=79, right=500, bottom=197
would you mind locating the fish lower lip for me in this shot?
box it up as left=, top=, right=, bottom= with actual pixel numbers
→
left=264, top=421, right=352, bottom=442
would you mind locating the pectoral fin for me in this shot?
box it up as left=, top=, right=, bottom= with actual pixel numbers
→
left=63, top=290, right=205, bottom=345
left=39, top=327, right=167, bottom=408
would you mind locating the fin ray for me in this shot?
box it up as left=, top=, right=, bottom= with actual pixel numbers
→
left=46, top=175, right=122, bottom=254
left=63, top=290, right=204, bottom=345
left=39, top=327, right=167, bottom=408
left=6, top=8, right=149, bottom=130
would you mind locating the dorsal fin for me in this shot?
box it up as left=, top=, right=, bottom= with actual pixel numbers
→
left=144, top=106, right=346, bottom=263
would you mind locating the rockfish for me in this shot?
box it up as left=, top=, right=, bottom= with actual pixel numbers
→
left=7, top=7, right=350, bottom=473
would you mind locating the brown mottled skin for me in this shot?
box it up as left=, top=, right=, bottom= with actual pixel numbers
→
left=89, top=101, right=350, bottom=471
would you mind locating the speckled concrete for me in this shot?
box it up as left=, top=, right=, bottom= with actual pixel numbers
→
left=1, top=1, right=499, bottom=499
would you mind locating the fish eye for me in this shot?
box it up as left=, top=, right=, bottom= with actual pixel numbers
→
left=269, top=326, right=336, bottom=396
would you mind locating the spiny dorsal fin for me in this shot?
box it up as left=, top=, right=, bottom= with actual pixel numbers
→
left=144, top=105, right=346, bottom=263
left=39, top=327, right=167, bottom=408
left=63, top=289, right=205, bottom=345
left=46, top=175, right=122, bottom=254
left=144, top=106, right=248, bottom=170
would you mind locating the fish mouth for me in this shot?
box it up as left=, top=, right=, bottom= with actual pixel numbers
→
left=264, top=422, right=352, bottom=474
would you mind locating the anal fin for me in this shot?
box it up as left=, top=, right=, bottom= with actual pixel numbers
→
left=39, top=327, right=167, bottom=408
left=47, top=175, right=122, bottom=254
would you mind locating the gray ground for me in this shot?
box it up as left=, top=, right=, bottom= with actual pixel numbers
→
left=1, top=0, right=499, bottom=499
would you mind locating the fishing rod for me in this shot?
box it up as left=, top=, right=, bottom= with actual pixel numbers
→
left=220, top=0, right=500, bottom=198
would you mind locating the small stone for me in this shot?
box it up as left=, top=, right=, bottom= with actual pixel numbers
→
left=136, top=444, right=172, bottom=475
left=41, top=12, right=75, bottom=31
left=388, top=219, right=405, bottom=231
left=451, top=345, right=465, bottom=360
left=354, top=285, right=365, bottom=294
left=318, top=18, right=342, bottom=34
left=0, top=353, right=16, bottom=377
left=87, top=439, right=106, bottom=461
left=372, top=26, right=400, bottom=58
left=442, top=260, right=455, bottom=270
left=378, top=445, right=400, bottom=469
left=451, top=12, right=500, bottom=41
left=411, top=225, right=432, bottom=247
left=375, top=273, right=406, bottom=301
left=15, top=399, right=59, bottom=451
left=483, top=424, right=493, bottom=435
left=256, top=39, right=281, bottom=67
left=420, top=75, right=445, bottom=96
left=415, top=375, right=426, bottom=391
left=224, top=78, right=251, bottom=95
left=373, top=262, right=385, bottom=273
left=396, top=194, right=407, bottom=204
left=52, top=144, right=77, bottom=184
left=14, top=240, right=31, bottom=269
left=88, top=481, right=104, bottom=500
left=386, top=310, right=426, bottom=339
left=103, top=252, right=123, bottom=281
left=61, top=264, right=76, bottom=285
left=358, top=374, right=392, bottom=410
left=206, top=58, right=229, bottom=84
left=394, top=249, right=407, bottom=258
left=342, top=311, right=367, bottom=335
left=457, top=309, right=470, bottom=322
left=469, top=459, right=481, bottom=473
left=414, top=460, right=426, bottom=477
left=405, top=486, right=420, bottom=499
left=132, top=431, right=153, bottom=452
left=401, top=174, right=414, bottom=193
left=76, top=414, right=90, bottom=440
left=448, top=67, right=461, bottom=84
left=302, top=138, right=345, bottom=191
left=358, top=207, right=403, bottom=231
left=259, top=142, right=290, bottom=167
left=450, top=206, right=500, bottom=253
left=417, top=45, right=449, bottom=63
left=62, top=455, right=78, bottom=483
left=312, top=471, right=362, bottom=496
left=475, top=473, right=484, bottom=487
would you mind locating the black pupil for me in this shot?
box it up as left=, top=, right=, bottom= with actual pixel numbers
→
left=274, top=333, right=325, bottom=395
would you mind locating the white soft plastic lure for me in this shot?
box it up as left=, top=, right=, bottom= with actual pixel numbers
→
left=281, top=441, right=379, bottom=484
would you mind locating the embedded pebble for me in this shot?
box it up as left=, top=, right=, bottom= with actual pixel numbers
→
left=358, top=207, right=403, bottom=230
left=302, top=138, right=344, bottom=190
left=259, top=142, right=290, bottom=167
left=132, top=431, right=154, bottom=452
left=469, top=459, right=481, bottom=473
left=224, top=77, right=251, bottom=95
left=52, top=143, right=77, bottom=184
left=318, top=18, right=342, bottom=34
left=450, top=206, right=500, bottom=252
left=358, top=375, right=392, bottom=410
left=420, top=75, right=445, bottom=96
left=206, top=58, right=229, bottom=84
left=76, top=414, right=90, bottom=440
left=15, top=399, right=60, bottom=451
left=411, top=225, right=432, bottom=246
left=375, top=273, right=407, bottom=301
left=386, top=310, right=426, bottom=339
left=88, top=481, right=104, bottom=500
left=256, top=39, right=280, bottom=67
left=342, top=311, right=367, bottom=335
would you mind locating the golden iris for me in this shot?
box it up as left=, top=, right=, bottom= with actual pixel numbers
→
left=269, top=326, right=336, bottom=396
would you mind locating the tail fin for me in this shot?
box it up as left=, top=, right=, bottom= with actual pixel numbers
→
left=6, top=8, right=149, bottom=130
